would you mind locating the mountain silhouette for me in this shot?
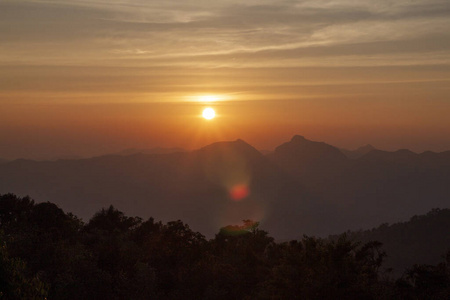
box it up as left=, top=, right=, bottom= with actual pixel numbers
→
left=0, top=135, right=449, bottom=239
left=115, top=147, right=186, bottom=156
left=360, top=148, right=418, bottom=164
left=270, top=135, right=347, bottom=164
left=268, top=135, right=347, bottom=177
left=340, top=144, right=377, bottom=159
left=267, top=135, right=348, bottom=205
left=335, top=208, right=450, bottom=275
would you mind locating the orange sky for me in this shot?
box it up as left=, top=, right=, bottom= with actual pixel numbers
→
left=1, top=0, right=450, bottom=159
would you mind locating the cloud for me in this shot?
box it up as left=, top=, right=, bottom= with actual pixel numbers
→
left=0, top=0, right=449, bottom=67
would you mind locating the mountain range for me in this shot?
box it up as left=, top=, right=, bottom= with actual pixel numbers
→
left=334, top=208, right=450, bottom=276
left=340, top=144, right=377, bottom=159
left=0, top=135, right=449, bottom=239
left=114, top=147, right=187, bottom=156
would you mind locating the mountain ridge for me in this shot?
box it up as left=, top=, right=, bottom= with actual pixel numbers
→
left=0, top=135, right=449, bottom=239
left=332, top=208, right=450, bottom=276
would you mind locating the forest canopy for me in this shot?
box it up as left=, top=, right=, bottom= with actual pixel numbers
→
left=0, top=194, right=449, bottom=300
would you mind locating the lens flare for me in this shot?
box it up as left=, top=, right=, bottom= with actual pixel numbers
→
left=230, top=184, right=250, bottom=201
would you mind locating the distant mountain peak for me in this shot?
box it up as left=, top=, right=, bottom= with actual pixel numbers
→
left=200, top=139, right=250, bottom=148
left=198, top=139, right=262, bottom=157
left=359, top=144, right=375, bottom=151
left=359, top=148, right=420, bottom=163
left=395, top=149, right=416, bottom=155
left=341, top=144, right=377, bottom=159
left=271, top=135, right=347, bottom=168
left=291, top=135, right=307, bottom=142
left=116, top=147, right=186, bottom=156
left=235, top=138, right=250, bottom=145
left=278, top=135, right=342, bottom=153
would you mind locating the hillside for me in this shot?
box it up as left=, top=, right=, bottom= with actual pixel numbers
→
left=2, top=194, right=449, bottom=299
left=0, top=135, right=449, bottom=239
left=335, top=208, right=450, bottom=276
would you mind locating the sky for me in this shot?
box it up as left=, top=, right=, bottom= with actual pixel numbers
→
left=1, top=0, right=450, bottom=159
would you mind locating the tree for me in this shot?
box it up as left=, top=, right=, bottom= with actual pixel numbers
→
left=0, top=237, right=48, bottom=300
left=257, top=235, right=386, bottom=299
left=402, top=250, right=450, bottom=299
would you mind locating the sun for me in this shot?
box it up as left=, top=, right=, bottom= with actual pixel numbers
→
left=202, top=107, right=215, bottom=120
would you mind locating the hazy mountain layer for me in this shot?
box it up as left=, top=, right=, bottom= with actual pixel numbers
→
left=114, top=147, right=187, bottom=156
left=0, top=136, right=449, bottom=239
left=333, top=208, right=450, bottom=276
left=340, top=144, right=377, bottom=159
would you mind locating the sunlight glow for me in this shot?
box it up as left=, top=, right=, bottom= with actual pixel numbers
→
left=199, top=95, right=220, bottom=102
left=202, top=108, right=216, bottom=120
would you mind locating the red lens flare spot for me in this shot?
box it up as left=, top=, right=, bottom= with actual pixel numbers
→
left=229, top=184, right=250, bottom=201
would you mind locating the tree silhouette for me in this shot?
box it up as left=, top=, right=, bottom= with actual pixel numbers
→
left=1, top=194, right=449, bottom=299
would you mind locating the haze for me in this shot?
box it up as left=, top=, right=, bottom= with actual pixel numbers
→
left=1, top=0, right=450, bottom=160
